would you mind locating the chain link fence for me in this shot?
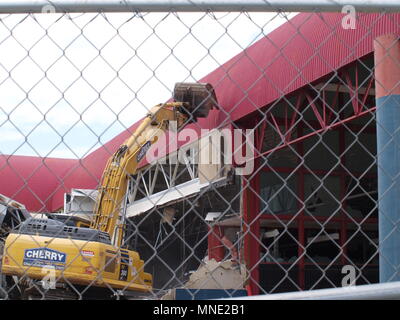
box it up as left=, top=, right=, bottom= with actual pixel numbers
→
left=0, top=1, right=399, bottom=300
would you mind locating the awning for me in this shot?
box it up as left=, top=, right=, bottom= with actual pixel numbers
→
left=126, top=177, right=228, bottom=218
left=126, top=178, right=201, bottom=218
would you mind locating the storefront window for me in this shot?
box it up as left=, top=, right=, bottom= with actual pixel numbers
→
left=260, top=171, right=298, bottom=215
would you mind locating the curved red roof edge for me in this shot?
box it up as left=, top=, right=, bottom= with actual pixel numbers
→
left=1, top=12, right=399, bottom=212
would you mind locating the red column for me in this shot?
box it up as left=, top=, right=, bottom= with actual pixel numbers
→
left=339, top=126, right=348, bottom=265
left=298, top=170, right=305, bottom=290
left=243, top=159, right=261, bottom=296
left=297, top=127, right=305, bottom=290
left=208, top=225, right=224, bottom=261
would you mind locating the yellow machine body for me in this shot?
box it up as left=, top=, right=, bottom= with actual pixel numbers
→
left=2, top=233, right=152, bottom=292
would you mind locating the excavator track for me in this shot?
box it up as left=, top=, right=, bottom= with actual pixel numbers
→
left=20, top=285, right=78, bottom=300
left=18, top=280, right=120, bottom=300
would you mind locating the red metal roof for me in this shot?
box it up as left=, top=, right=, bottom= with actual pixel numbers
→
left=0, top=155, right=77, bottom=211
left=1, top=12, right=399, bottom=212
left=205, top=12, right=400, bottom=122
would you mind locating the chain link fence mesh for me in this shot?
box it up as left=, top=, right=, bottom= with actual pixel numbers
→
left=0, top=2, right=399, bottom=300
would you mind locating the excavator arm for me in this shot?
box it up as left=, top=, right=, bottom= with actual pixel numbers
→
left=90, top=83, right=218, bottom=247
left=90, top=102, right=187, bottom=244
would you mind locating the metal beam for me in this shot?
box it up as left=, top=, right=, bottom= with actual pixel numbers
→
left=254, top=106, right=376, bottom=162
left=314, top=83, right=376, bottom=96
left=227, top=281, right=400, bottom=300
left=0, top=0, right=399, bottom=14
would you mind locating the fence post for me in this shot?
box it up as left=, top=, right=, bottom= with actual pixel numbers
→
left=374, top=34, right=400, bottom=282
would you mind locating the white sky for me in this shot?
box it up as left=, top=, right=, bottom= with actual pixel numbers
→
left=0, top=11, right=295, bottom=159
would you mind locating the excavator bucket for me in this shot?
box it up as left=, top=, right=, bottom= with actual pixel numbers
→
left=173, top=82, right=218, bottom=121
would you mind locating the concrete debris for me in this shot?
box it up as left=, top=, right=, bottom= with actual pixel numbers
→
left=161, top=259, right=246, bottom=300
left=161, top=207, right=176, bottom=224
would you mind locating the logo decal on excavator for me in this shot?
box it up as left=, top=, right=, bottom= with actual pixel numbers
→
left=137, top=141, right=152, bottom=162
left=23, top=248, right=67, bottom=270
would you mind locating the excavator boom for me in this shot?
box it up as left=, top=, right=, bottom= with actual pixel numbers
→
left=91, top=82, right=218, bottom=246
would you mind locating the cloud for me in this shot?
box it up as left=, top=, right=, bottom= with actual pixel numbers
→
left=0, top=11, right=296, bottom=159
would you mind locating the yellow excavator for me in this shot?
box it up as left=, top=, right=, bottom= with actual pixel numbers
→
left=1, top=82, right=218, bottom=299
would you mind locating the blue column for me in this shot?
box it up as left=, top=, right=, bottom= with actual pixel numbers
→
left=377, top=94, right=400, bottom=282
left=374, top=34, right=400, bottom=282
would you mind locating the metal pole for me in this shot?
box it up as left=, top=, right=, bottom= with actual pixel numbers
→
left=226, top=281, right=400, bottom=300
left=0, top=0, right=399, bottom=14
left=374, top=34, right=400, bottom=283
